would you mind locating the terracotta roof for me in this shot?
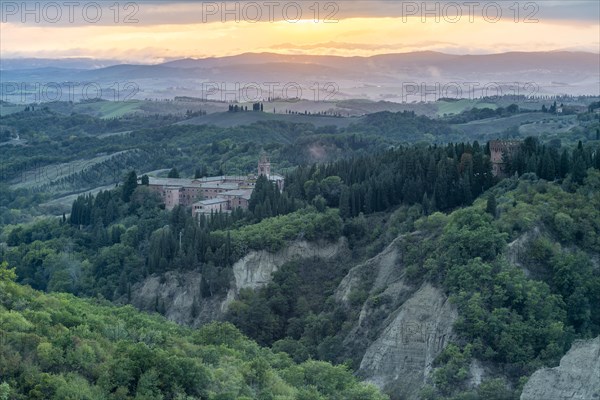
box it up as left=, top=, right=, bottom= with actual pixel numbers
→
left=146, top=177, right=242, bottom=191
left=194, top=198, right=230, bottom=206
left=201, top=183, right=241, bottom=190
left=146, top=177, right=203, bottom=187
left=220, top=189, right=253, bottom=200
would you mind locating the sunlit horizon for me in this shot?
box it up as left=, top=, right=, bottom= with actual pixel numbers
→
left=2, top=0, right=599, bottom=64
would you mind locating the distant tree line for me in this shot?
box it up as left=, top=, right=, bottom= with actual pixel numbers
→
left=249, top=175, right=301, bottom=221
left=228, top=103, right=264, bottom=112
left=506, top=138, right=600, bottom=183
left=444, top=104, right=520, bottom=123
left=284, top=142, right=496, bottom=218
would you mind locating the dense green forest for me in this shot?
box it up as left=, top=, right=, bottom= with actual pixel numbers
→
left=3, top=139, right=599, bottom=399
left=0, top=107, right=395, bottom=225
left=227, top=172, right=600, bottom=400
left=14, top=138, right=596, bottom=301
left=0, top=262, right=387, bottom=400
left=2, top=101, right=597, bottom=224
left=284, top=142, right=496, bottom=215
left=2, top=99, right=600, bottom=399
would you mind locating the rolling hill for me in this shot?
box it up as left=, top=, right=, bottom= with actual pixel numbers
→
left=3, top=51, right=598, bottom=103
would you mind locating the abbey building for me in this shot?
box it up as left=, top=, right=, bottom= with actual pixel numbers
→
left=141, top=154, right=283, bottom=216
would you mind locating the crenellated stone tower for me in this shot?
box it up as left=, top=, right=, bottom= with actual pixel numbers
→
left=258, top=153, right=271, bottom=177
left=489, top=140, right=521, bottom=177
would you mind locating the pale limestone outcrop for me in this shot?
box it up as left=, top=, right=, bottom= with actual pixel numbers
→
left=358, top=283, right=457, bottom=400
left=129, top=239, right=347, bottom=326
left=520, top=336, right=600, bottom=400
left=129, top=271, right=221, bottom=327
left=334, top=233, right=458, bottom=400
left=222, top=238, right=347, bottom=311
left=231, top=239, right=345, bottom=292
left=506, top=225, right=542, bottom=270
left=335, top=234, right=404, bottom=305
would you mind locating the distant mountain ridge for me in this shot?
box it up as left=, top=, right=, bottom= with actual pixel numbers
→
left=2, top=51, right=598, bottom=101
left=4, top=50, right=596, bottom=70
left=0, top=57, right=123, bottom=70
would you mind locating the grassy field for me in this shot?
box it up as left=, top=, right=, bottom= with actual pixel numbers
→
left=452, top=112, right=558, bottom=138
left=96, top=130, right=132, bottom=139
left=335, top=99, right=440, bottom=117
left=0, top=102, right=25, bottom=116
left=179, top=111, right=359, bottom=128
left=91, top=101, right=143, bottom=118
left=38, top=183, right=117, bottom=215
left=37, top=99, right=228, bottom=118
left=10, top=150, right=133, bottom=191
left=436, top=99, right=500, bottom=117
left=518, top=116, right=579, bottom=136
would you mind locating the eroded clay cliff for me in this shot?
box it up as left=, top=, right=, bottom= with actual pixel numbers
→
left=520, top=336, right=600, bottom=400
left=336, top=234, right=458, bottom=400
left=128, top=238, right=347, bottom=326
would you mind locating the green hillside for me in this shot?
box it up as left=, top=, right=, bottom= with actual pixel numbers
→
left=2, top=98, right=600, bottom=399
left=0, top=263, right=387, bottom=400
left=179, top=111, right=357, bottom=129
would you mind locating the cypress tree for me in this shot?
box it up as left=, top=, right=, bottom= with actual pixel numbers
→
left=168, top=168, right=180, bottom=179
left=572, top=154, right=587, bottom=184
left=540, top=150, right=556, bottom=180
left=122, top=171, right=138, bottom=202
left=339, top=186, right=351, bottom=219
left=560, top=150, right=571, bottom=178
left=486, top=193, right=497, bottom=218
left=421, top=193, right=430, bottom=215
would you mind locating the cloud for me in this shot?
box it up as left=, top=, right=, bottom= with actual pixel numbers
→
left=1, top=1, right=597, bottom=61
left=269, top=41, right=458, bottom=51
left=2, top=0, right=598, bottom=26
left=131, top=1, right=600, bottom=24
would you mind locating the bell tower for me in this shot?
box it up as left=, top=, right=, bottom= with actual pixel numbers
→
left=258, top=153, right=271, bottom=177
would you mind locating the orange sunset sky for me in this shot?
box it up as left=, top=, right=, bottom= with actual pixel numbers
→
left=1, top=1, right=598, bottom=62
